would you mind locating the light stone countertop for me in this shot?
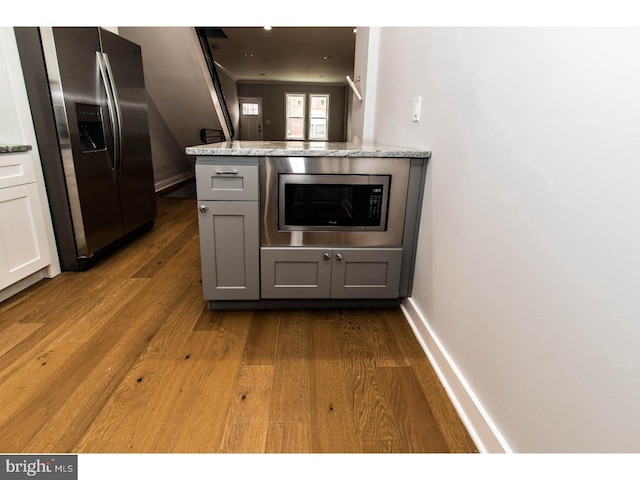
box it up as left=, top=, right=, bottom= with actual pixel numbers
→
left=0, top=144, right=32, bottom=154
left=186, top=141, right=431, bottom=159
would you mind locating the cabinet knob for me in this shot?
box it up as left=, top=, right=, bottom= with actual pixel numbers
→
left=199, top=205, right=208, bottom=213
left=335, top=253, right=343, bottom=261
left=323, top=252, right=331, bottom=261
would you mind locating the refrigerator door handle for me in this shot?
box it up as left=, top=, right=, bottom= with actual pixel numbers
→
left=97, top=51, right=121, bottom=183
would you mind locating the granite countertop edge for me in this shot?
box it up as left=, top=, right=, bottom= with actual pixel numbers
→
left=0, top=144, right=32, bottom=154
left=186, top=141, right=431, bottom=159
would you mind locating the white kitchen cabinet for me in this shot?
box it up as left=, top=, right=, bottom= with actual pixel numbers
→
left=0, top=182, right=52, bottom=290
left=0, top=151, right=36, bottom=188
left=0, top=28, right=59, bottom=301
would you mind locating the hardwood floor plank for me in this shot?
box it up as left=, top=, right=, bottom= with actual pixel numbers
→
left=78, top=410, right=183, bottom=453
left=0, top=234, right=201, bottom=452
left=361, top=440, right=406, bottom=453
left=131, top=217, right=198, bottom=279
left=218, top=365, right=275, bottom=453
left=72, top=266, right=207, bottom=452
left=0, top=199, right=197, bottom=380
left=268, top=310, right=311, bottom=423
left=0, top=323, right=43, bottom=357
left=380, top=309, right=478, bottom=453
left=376, top=366, right=450, bottom=452
left=265, top=422, right=313, bottom=453
left=335, top=309, right=401, bottom=442
left=168, top=310, right=253, bottom=452
left=54, top=278, right=149, bottom=343
left=366, top=308, right=410, bottom=367
left=0, top=277, right=143, bottom=385
left=25, top=285, right=206, bottom=453
left=309, top=319, right=361, bottom=453
left=0, top=341, right=85, bottom=430
left=242, top=310, right=280, bottom=366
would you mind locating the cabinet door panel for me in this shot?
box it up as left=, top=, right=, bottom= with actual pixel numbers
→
left=198, top=201, right=259, bottom=300
left=261, top=247, right=332, bottom=299
left=0, top=152, right=36, bottom=189
left=0, top=183, right=52, bottom=290
left=331, top=248, right=403, bottom=299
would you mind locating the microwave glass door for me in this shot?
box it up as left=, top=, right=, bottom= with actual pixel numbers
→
left=279, top=174, right=390, bottom=231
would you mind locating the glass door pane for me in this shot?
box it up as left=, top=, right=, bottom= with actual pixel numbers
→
left=286, top=94, right=306, bottom=140
left=308, top=94, right=329, bottom=141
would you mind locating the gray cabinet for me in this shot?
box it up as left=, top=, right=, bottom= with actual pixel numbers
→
left=196, top=164, right=259, bottom=201
left=261, top=247, right=402, bottom=299
left=197, top=163, right=260, bottom=301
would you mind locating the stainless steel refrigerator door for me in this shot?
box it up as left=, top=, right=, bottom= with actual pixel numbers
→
left=99, top=29, right=156, bottom=234
left=43, top=27, right=124, bottom=257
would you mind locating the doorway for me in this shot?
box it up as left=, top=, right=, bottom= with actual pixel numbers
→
left=239, top=97, right=263, bottom=141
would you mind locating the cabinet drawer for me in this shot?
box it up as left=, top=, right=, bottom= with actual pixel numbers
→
left=0, top=152, right=36, bottom=189
left=196, top=164, right=258, bottom=201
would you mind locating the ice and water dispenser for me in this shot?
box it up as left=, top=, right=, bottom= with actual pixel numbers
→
left=76, top=103, right=106, bottom=152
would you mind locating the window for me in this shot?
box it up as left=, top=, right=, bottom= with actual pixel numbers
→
left=242, top=102, right=260, bottom=116
left=285, top=94, right=306, bottom=140
left=308, top=94, right=329, bottom=141
left=285, top=93, right=330, bottom=141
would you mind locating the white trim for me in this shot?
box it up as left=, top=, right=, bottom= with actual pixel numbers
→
left=400, top=296, right=512, bottom=453
left=154, top=172, right=194, bottom=193
left=0, top=268, right=48, bottom=303
left=308, top=93, right=330, bottom=141
left=190, top=28, right=232, bottom=142
left=285, top=92, right=306, bottom=140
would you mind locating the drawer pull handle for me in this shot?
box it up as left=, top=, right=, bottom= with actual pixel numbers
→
left=215, top=169, right=239, bottom=175
left=335, top=253, right=343, bottom=261
left=323, top=252, right=330, bottom=261
left=199, top=205, right=208, bottom=213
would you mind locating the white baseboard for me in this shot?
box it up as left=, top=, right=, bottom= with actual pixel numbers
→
left=401, top=297, right=511, bottom=453
left=154, top=172, right=195, bottom=194
left=0, top=269, right=48, bottom=304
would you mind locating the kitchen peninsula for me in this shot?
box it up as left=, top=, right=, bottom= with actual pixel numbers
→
left=186, top=141, right=430, bottom=309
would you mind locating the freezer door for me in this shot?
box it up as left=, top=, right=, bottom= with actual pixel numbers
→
left=99, top=28, right=157, bottom=234
left=47, top=27, right=124, bottom=257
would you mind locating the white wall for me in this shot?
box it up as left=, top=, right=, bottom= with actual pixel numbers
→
left=361, top=27, right=640, bottom=452
left=350, top=27, right=380, bottom=143
left=118, top=27, right=226, bottom=191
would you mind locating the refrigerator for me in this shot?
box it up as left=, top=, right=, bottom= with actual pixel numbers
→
left=37, top=27, right=157, bottom=270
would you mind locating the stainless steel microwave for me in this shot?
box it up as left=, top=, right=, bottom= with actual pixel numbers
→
left=278, top=173, right=391, bottom=232
left=261, top=156, right=411, bottom=247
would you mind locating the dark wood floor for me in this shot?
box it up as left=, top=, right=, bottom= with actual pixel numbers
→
left=0, top=195, right=477, bottom=453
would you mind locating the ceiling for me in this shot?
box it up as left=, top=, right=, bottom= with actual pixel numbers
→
left=203, top=27, right=357, bottom=84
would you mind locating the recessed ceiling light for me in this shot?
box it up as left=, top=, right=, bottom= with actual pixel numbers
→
left=264, top=26, right=272, bottom=30
left=323, top=55, right=333, bottom=60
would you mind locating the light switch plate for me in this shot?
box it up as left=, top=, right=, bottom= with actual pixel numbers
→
left=412, top=96, right=422, bottom=122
